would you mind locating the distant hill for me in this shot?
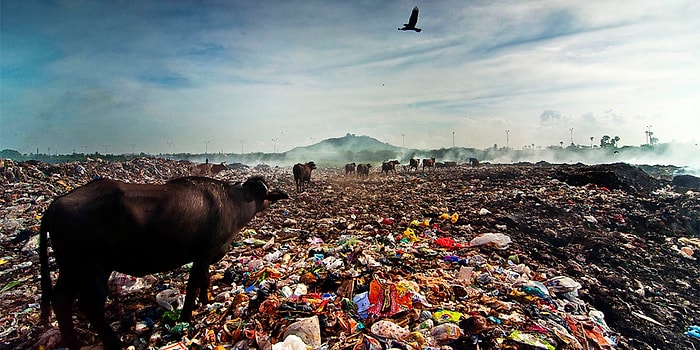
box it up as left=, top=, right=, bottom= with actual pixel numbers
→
left=288, top=133, right=401, bottom=154
left=283, top=133, right=403, bottom=165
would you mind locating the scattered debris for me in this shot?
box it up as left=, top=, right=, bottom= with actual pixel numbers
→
left=1, top=159, right=699, bottom=349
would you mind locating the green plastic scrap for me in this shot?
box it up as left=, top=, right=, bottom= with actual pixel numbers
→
left=170, top=322, right=190, bottom=335
left=1, top=280, right=20, bottom=292
left=339, top=236, right=358, bottom=247
left=508, top=330, right=555, bottom=350
left=162, top=309, right=181, bottom=322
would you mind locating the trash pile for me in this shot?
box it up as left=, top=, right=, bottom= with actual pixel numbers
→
left=1, top=159, right=699, bottom=349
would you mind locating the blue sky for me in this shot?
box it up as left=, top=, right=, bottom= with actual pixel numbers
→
left=2, top=0, right=699, bottom=155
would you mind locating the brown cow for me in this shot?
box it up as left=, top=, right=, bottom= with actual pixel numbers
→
left=422, top=157, right=436, bottom=171
left=293, top=161, right=317, bottom=192
left=210, top=162, right=228, bottom=175
left=39, top=176, right=288, bottom=350
left=192, top=162, right=228, bottom=176
left=345, top=162, right=356, bottom=175
left=191, top=162, right=212, bottom=176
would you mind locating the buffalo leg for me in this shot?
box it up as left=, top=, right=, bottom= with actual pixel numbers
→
left=198, top=267, right=211, bottom=305
left=77, top=269, right=121, bottom=350
left=53, top=274, right=82, bottom=350
left=180, top=261, right=209, bottom=322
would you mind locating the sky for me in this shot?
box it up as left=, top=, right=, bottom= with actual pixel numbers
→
left=1, top=0, right=699, bottom=155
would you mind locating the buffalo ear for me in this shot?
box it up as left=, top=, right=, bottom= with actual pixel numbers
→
left=242, top=176, right=268, bottom=198
left=266, top=189, right=289, bottom=203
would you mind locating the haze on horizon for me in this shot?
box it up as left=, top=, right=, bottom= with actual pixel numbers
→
left=2, top=1, right=699, bottom=156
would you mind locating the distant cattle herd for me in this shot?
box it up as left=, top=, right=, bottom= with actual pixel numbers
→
left=186, top=157, right=478, bottom=194
left=351, top=157, right=477, bottom=176
left=289, top=157, right=475, bottom=192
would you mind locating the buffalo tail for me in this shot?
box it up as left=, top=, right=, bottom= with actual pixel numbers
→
left=39, top=214, right=52, bottom=325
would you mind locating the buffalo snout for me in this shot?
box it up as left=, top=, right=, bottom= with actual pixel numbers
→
left=264, top=189, right=289, bottom=208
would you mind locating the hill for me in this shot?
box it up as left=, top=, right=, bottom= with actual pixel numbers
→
left=282, top=133, right=404, bottom=165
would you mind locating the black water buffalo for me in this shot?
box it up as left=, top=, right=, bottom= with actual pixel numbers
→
left=293, top=161, right=317, bottom=192
left=357, top=163, right=372, bottom=178
left=39, top=176, right=288, bottom=350
left=409, top=158, right=419, bottom=172
left=381, top=160, right=400, bottom=175
left=345, top=162, right=356, bottom=175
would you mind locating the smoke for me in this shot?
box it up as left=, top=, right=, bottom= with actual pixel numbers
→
left=170, top=138, right=700, bottom=177
left=487, top=143, right=700, bottom=176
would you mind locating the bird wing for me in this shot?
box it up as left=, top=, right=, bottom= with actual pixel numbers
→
left=408, top=7, right=419, bottom=26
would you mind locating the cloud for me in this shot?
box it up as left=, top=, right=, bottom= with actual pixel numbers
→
left=539, top=110, right=562, bottom=123
left=1, top=0, right=699, bottom=155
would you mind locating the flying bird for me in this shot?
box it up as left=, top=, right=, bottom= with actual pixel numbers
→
left=398, top=6, right=422, bottom=32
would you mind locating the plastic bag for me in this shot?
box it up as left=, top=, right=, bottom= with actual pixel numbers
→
left=370, top=320, right=409, bottom=340
left=430, top=323, right=462, bottom=343
left=508, top=330, right=555, bottom=350
left=282, top=316, right=321, bottom=349
left=469, top=233, right=511, bottom=249
left=272, top=334, right=310, bottom=350
left=433, top=310, right=461, bottom=323
left=353, top=292, right=370, bottom=319
left=156, top=288, right=182, bottom=311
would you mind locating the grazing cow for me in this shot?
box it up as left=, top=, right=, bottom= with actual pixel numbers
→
left=39, top=176, right=288, bottom=350
left=192, top=162, right=212, bottom=176
left=192, top=162, right=228, bottom=176
left=357, top=163, right=372, bottom=178
left=293, top=161, right=317, bottom=192
left=210, top=162, right=228, bottom=175
left=444, top=161, right=457, bottom=169
left=409, top=158, right=419, bottom=172
left=345, top=162, right=356, bottom=175
left=469, top=157, right=480, bottom=166
left=422, top=157, right=436, bottom=171
left=381, top=160, right=400, bottom=175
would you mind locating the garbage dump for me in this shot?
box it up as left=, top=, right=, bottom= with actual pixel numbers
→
left=1, top=158, right=699, bottom=349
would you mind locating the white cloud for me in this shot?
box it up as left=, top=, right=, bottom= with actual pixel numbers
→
left=1, top=0, right=698, bottom=155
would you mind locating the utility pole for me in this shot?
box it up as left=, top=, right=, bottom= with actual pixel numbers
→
left=646, top=125, right=652, bottom=145
left=204, top=140, right=210, bottom=155
left=569, top=128, right=574, bottom=145
left=402, top=133, right=405, bottom=148
left=452, top=131, right=455, bottom=148
left=505, top=130, right=510, bottom=149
